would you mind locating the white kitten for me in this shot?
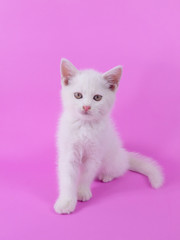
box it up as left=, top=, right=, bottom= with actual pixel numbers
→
left=54, top=58, right=164, bottom=214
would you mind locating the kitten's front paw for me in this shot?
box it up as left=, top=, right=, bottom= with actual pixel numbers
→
left=54, top=197, right=77, bottom=214
left=78, top=187, right=92, bottom=201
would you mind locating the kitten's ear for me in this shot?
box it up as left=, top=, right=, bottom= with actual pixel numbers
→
left=60, top=58, right=78, bottom=86
left=103, top=66, right=122, bottom=91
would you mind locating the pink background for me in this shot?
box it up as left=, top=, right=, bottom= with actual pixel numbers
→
left=0, top=0, right=180, bottom=239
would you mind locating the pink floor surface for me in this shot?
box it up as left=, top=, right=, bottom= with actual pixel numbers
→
left=1, top=0, right=180, bottom=239
left=1, top=150, right=180, bottom=240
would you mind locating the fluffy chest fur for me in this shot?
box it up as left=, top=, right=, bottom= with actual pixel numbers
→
left=59, top=113, right=107, bottom=162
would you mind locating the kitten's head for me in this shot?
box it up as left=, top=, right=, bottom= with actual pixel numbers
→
left=60, top=58, right=122, bottom=121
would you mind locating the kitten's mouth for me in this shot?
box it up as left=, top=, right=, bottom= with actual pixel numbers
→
left=80, top=110, right=91, bottom=116
left=81, top=111, right=90, bottom=115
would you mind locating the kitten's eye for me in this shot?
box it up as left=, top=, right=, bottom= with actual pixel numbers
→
left=74, top=92, right=83, bottom=99
left=93, top=94, right=102, bottom=101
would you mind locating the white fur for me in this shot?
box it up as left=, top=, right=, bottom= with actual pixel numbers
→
left=54, top=58, right=164, bottom=214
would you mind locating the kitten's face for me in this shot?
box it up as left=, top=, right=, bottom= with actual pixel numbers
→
left=60, top=59, right=122, bottom=121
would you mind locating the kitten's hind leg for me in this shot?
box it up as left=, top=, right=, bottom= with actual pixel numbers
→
left=98, top=175, right=114, bottom=183
left=98, top=148, right=129, bottom=183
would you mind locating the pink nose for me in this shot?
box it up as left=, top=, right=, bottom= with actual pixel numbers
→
left=83, top=105, right=91, bottom=112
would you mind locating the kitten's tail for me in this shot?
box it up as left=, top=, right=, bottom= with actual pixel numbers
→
left=128, top=152, right=164, bottom=188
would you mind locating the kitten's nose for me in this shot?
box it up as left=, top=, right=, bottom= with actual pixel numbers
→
left=83, top=105, right=91, bottom=112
